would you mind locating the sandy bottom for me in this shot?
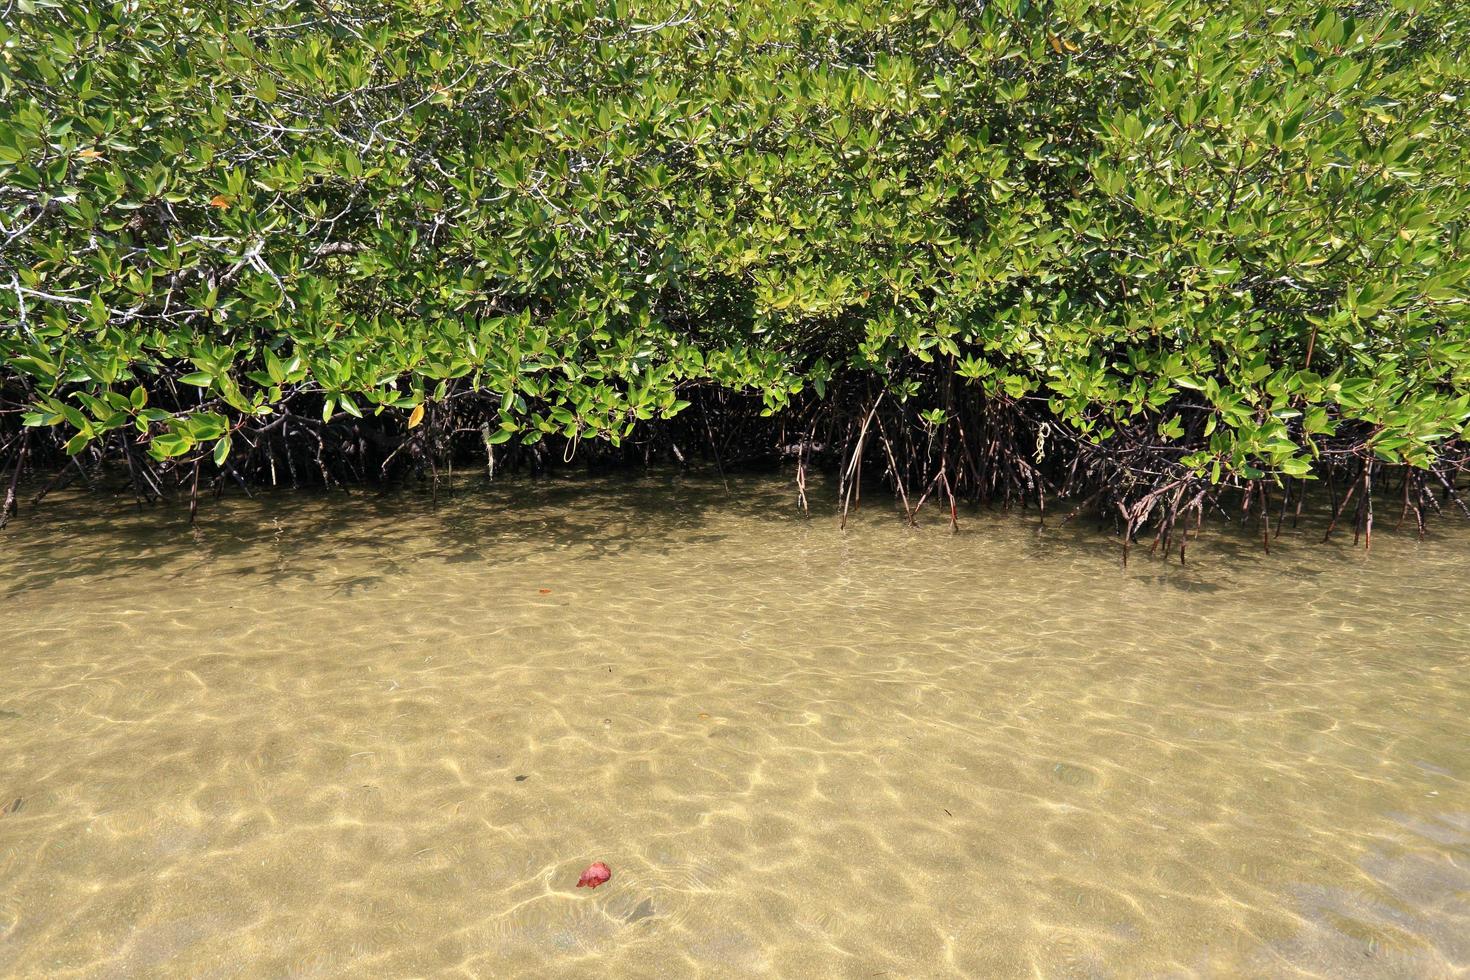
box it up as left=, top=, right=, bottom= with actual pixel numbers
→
left=1, top=473, right=1467, bottom=977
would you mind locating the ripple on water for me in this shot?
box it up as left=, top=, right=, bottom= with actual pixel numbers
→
left=1, top=474, right=1468, bottom=977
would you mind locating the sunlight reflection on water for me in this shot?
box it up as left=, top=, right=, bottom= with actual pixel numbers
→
left=1, top=472, right=1467, bottom=977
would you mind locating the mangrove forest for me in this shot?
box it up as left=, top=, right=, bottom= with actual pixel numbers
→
left=2, top=0, right=1469, bottom=543
left=2, top=0, right=1470, bottom=549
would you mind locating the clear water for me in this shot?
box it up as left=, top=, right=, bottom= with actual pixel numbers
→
left=2, top=473, right=1467, bottom=977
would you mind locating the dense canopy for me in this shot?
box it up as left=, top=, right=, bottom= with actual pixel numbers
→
left=3, top=0, right=1468, bottom=541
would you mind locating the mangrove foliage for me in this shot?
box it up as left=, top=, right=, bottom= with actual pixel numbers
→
left=3, top=0, right=1469, bottom=549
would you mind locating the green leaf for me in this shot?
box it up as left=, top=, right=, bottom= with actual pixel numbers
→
left=150, top=433, right=192, bottom=458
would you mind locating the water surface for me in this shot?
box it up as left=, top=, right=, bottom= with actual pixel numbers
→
left=2, top=474, right=1468, bottom=977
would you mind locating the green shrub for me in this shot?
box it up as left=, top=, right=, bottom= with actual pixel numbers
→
left=3, top=0, right=1468, bottom=528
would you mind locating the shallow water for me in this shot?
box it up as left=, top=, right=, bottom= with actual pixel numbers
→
left=1, top=473, right=1467, bottom=978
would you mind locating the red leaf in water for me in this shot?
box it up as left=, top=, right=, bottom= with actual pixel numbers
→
left=576, top=862, right=611, bottom=889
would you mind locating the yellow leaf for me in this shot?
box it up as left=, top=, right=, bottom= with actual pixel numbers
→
left=209, top=194, right=231, bottom=209
left=407, top=403, right=426, bottom=429
left=77, top=148, right=104, bottom=160
left=1062, top=38, right=1080, bottom=53
left=1047, top=33, right=1064, bottom=55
